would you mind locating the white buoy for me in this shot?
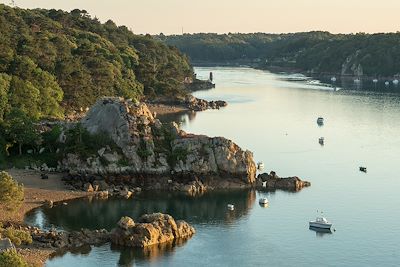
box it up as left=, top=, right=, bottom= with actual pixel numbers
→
left=257, top=162, right=265, bottom=171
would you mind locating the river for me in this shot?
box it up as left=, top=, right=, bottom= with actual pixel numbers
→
left=26, top=67, right=400, bottom=266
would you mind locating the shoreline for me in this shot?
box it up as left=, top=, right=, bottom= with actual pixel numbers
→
left=0, top=169, right=90, bottom=266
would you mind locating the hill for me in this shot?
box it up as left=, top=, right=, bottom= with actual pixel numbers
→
left=0, top=4, right=193, bottom=120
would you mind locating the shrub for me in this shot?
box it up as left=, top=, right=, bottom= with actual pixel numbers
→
left=63, top=124, right=119, bottom=159
left=0, top=250, right=28, bottom=267
left=0, top=171, right=24, bottom=210
left=167, top=147, right=188, bottom=167
left=0, top=227, right=32, bottom=246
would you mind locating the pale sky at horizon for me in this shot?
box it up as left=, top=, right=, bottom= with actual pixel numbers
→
left=1, top=0, right=399, bottom=34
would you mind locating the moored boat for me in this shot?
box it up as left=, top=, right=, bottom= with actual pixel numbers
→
left=309, top=217, right=332, bottom=229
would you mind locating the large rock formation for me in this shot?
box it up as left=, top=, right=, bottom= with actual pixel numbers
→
left=62, top=97, right=256, bottom=186
left=111, top=213, right=195, bottom=247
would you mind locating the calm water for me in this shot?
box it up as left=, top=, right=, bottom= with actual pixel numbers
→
left=26, top=67, right=400, bottom=266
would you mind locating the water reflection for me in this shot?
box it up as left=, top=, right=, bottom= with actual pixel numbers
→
left=49, top=239, right=190, bottom=267
left=157, top=110, right=197, bottom=124
left=309, top=226, right=333, bottom=238
left=25, top=190, right=257, bottom=232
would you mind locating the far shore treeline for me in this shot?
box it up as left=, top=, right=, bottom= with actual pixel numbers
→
left=160, top=32, right=400, bottom=77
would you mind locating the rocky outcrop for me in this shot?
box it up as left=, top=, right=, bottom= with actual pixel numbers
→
left=60, top=97, right=256, bottom=188
left=186, top=79, right=215, bottom=91
left=111, top=213, right=195, bottom=247
left=184, top=95, right=227, bottom=111
left=257, top=171, right=311, bottom=191
left=1, top=223, right=110, bottom=250
left=341, top=50, right=364, bottom=76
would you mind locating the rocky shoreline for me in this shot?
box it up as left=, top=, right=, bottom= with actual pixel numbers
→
left=147, top=94, right=227, bottom=113
left=0, top=97, right=312, bottom=266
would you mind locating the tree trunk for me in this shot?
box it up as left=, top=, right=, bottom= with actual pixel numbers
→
left=19, top=143, right=22, bottom=155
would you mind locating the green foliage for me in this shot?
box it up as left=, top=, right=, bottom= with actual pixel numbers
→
left=0, top=153, right=60, bottom=169
left=136, top=140, right=153, bottom=159
left=64, top=124, right=117, bottom=159
left=2, top=109, right=40, bottom=155
left=167, top=147, right=188, bottom=167
left=42, top=125, right=62, bottom=153
left=0, top=4, right=193, bottom=117
left=0, top=250, right=28, bottom=267
left=117, top=157, right=130, bottom=167
left=0, top=171, right=24, bottom=211
left=0, top=227, right=32, bottom=246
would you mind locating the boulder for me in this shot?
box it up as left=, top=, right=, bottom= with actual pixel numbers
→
left=44, top=199, right=53, bottom=208
left=117, top=217, right=135, bottom=230
left=83, top=183, right=94, bottom=192
left=120, top=189, right=133, bottom=199
left=0, top=238, right=15, bottom=252
left=111, top=213, right=195, bottom=247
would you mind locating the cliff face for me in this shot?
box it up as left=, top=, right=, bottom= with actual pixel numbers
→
left=62, top=97, right=256, bottom=185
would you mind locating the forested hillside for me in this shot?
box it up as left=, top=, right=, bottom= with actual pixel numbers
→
left=160, top=32, right=400, bottom=77
left=0, top=4, right=193, bottom=121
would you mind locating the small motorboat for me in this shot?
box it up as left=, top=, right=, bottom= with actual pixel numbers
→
left=227, top=204, right=235, bottom=210
left=331, top=77, right=337, bottom=82
left=373, top=79, right=378, bottom=83
left=385, top=81, right=390, bottom=86
left=259, top=198, right=269, bottom=205
left=257, top=162, right=265, bottom=170
left=354, top=78, right=361, bottom=84
left=393, top=79, right=399, bottom=85
left=317, top=117, right=324, bottom=125
left=319, top=137, right=324, bottom=145
left=359, top=167, right=367, bottom=173
left=309, top=216, right=332, bottom=229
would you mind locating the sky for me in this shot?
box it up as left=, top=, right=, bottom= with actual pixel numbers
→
left=1, top=0, right=399, bottom=35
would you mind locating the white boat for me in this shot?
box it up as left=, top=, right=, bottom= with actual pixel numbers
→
left=373, top=79, right=378, bottom=83
left=393, top=79, right=399, bottom=85
left=331, top=77, right=337, bottom=82
left=227, top=204, right=235, bottom=210
left=309, top=217, right=332, bottom=229
left=317, top=117, right=324, bottom=125
left=257, top=162, right=265, bottom=170
left=354, top=78, right=361, bottom=84
left=385, top=81, right=390, bottom=86
left=259, top=198, right=269, bottom=205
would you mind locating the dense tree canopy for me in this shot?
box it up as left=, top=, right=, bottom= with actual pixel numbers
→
left=0, top=4, right=193, bottom=121
left=160, top=32, right=400, bottom=77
